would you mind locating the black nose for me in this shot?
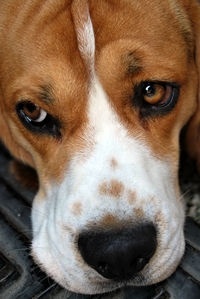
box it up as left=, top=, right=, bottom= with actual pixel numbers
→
left=78, top=223, right=157, bottom=281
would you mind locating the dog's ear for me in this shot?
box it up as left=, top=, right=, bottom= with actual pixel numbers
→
left=185, top=0, right=200, bottom=170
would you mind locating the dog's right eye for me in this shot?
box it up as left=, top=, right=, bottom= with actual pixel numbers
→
left=16, top=101, right=61, bottom=138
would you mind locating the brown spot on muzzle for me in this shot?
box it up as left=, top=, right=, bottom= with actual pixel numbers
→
left=99, top=179, right=124, bottom=198
left=110, top=158, right=118, bottom=169
left=71, top=201, right=83, bottom=216
left=155, top=211, right=166, bottom=229
left=94, top=214, right=133, bottom=231
left=100, top=214, right=118, bottom=227
left=134, top=208, right=145, bottom=219
left=128, top=190, right=137, bottom=205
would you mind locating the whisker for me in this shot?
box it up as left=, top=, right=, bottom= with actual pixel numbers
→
left=181, top=188, right=192, bottom=198
left=6, top=247, right=30, bottom=252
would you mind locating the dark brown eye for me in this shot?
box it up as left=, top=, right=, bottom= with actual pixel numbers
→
left=133, top=81, right=180, bottom=118
left=143, top=83, right=170, bottom=104
left=16, top=101, right=61, bottom=138
left=23, top=102, right=47, bottom=122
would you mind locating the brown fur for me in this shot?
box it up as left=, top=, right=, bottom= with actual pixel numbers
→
left=100, top=214, right=118, bottom=227
left=110, top=158, right=118, bottom=169
left=99, top=180, right=124, bottom=198
left=91, top=0, right=198, bottom=164
left=128, top=191, right=137, bottom=205
left=0, top=0, right=199, bottom=194
left=185, top=0, right=200, bottom=170
left=71, top=202, right=83, bottom=216
left=0, top=1, right=199, bottom=292
left=10, top=160, right=38, bottom=190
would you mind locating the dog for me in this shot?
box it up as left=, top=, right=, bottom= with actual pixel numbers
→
left=0, top=0, right=199, bottom=295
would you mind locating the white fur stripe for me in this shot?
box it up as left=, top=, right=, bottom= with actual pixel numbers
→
left=71, top=0, right=95, bottom=73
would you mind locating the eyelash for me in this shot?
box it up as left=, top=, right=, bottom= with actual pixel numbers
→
left=132, top=81, right=180, bottom=118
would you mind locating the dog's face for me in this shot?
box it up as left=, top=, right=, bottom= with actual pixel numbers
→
left=0, top=0, right=199, bottom=294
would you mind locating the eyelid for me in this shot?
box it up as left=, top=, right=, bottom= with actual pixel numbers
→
left=142, top=81, right=180, bottom=89
left=16, top=96, right=53, bottom=114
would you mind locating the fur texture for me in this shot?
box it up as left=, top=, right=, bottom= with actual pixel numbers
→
left=0, top=0, right=199, bottom=294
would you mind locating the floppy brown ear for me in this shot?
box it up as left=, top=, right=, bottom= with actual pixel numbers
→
left=185, top=0, right=200, bottom=170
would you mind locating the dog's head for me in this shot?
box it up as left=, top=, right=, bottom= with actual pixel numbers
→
left=0, top=0, right=199, bottom=294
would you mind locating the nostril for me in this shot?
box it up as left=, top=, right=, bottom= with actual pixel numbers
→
left=97, top=262, right=111, bottom=277
left=133, top=257, right=149, bottom=272
left=98, top=262, right=109, bottom=273
left=97, top=261, right=128, bottom=280
left=135, top=257, right=145, bottom=266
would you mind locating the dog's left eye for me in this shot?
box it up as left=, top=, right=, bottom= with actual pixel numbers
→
left=143, top=83, right=170, bottom=105
left=21, top=102, right=47, bottom=122
left=16, top=101, right=61, bottom=138
left=133, top=81, right=180, bottom=118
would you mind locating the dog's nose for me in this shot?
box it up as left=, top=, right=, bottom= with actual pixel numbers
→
left=78, top=223, right=157, bottom=281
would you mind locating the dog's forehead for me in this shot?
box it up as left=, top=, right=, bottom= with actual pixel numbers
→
left=28, top=0, right=191, bottom=99
left=90, top=0, right=192, bottom=55
left=1, top=0, right=191, bottom=90
left=4, top=0, right=191, bottom=70
left=18, top=0, right=191, bottom=105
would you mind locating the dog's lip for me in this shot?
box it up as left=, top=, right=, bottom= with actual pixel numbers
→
left=62, top=277, right=128, bottom=295
left=142, top=230, right=185, bottom=284
left=31, top=228, right=184, bottom=294
left=59, top=259, right=147, bottom=293
left=40, top=241, right=144, bottom=293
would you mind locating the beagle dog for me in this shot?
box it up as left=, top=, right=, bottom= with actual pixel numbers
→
left=0, top=0, right=199, bottom=295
